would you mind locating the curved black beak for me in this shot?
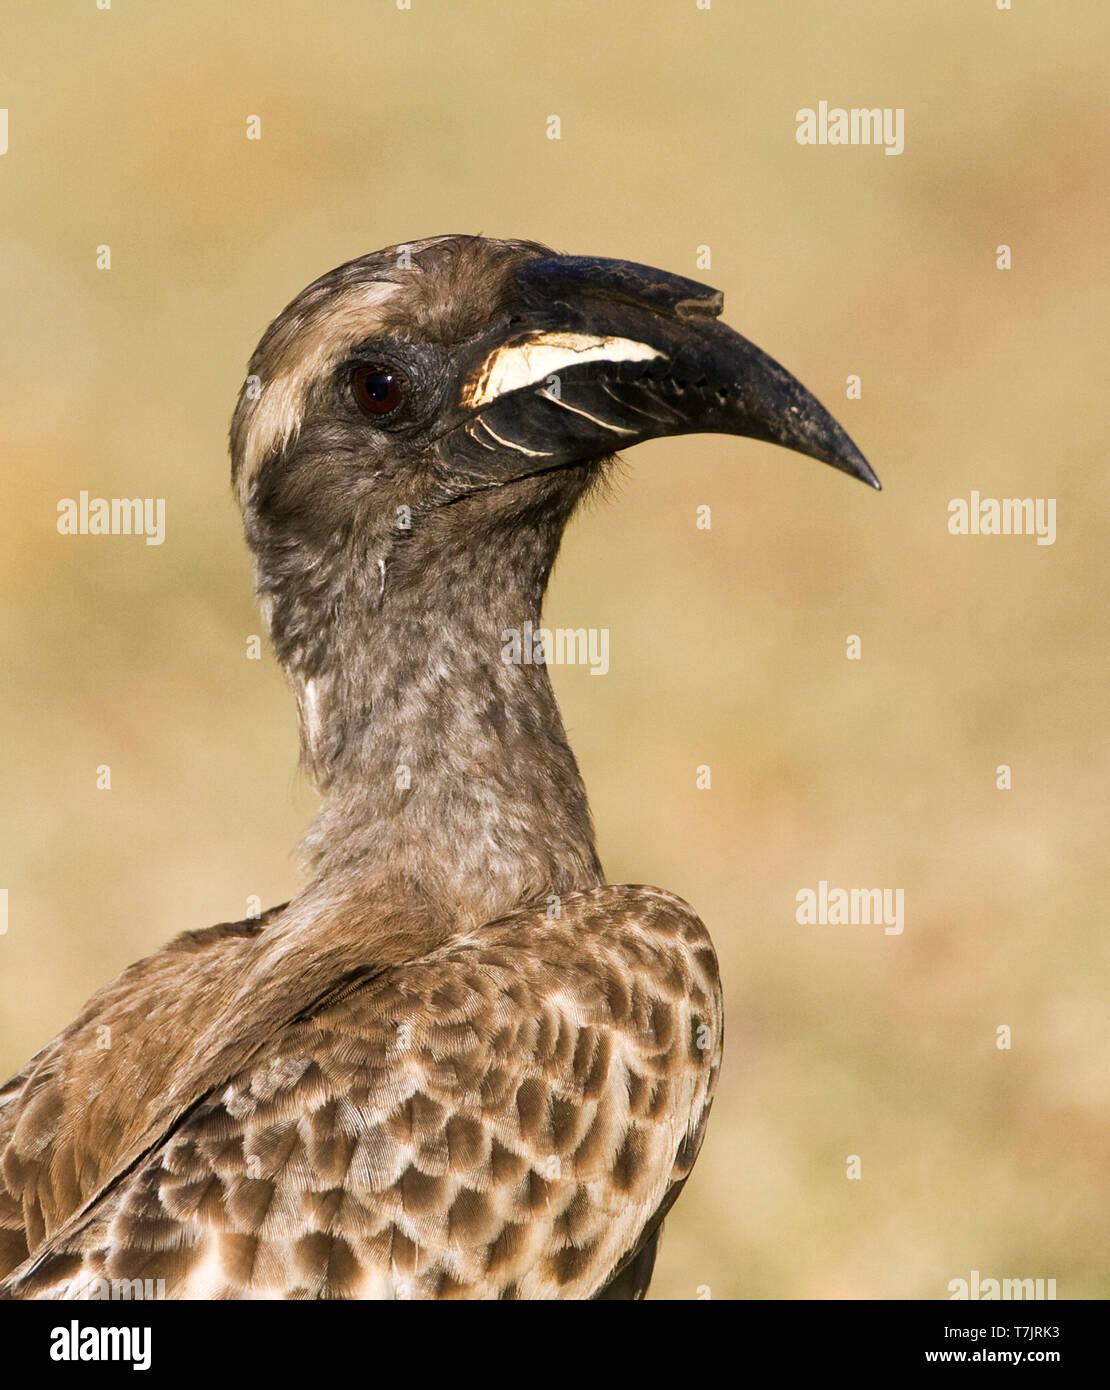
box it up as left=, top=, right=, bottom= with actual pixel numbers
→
left=439, top=254, right=880, bottom=494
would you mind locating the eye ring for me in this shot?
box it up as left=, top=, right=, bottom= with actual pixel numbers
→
left=350, top=364, right=405, bottom=417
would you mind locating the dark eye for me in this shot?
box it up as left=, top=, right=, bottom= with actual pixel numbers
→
left=350, top=365, right=405, bottom=417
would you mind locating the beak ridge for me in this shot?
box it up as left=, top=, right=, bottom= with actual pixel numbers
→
left=518, top=255, right=725, bottom=321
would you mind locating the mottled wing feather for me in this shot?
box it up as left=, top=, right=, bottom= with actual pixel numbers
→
left=2, top=886, right=721, bottom=1299
left=0, top=909, right=285, bottom=1281
left=0, top=1069, right=34, bottom=1276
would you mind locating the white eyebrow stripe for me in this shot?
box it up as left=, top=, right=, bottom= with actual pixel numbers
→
left=537, top=387, right=637, bottom=435
left=235, top=278, right=405, bottom=506
left=464, top=332, right=665, bottom=408
left=477, top=419, right=552, bottom=456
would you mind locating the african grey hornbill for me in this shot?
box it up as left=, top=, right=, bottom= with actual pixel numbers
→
left=0, top=235, right=878, bottom=1299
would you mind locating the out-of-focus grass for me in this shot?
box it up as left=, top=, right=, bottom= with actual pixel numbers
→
left=1, top=0, right=1106, bottom=1299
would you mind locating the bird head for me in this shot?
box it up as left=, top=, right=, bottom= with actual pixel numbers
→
left=230, top=234, right=878, bottom=692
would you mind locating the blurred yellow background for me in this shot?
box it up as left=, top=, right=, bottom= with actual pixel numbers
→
left=1, top=0, right=1106, bottom=1298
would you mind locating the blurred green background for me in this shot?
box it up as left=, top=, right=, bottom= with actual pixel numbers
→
left=1, top=0, right=1106, bottom=1299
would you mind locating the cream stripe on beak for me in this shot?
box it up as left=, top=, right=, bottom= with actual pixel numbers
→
left=464, top=332, right=665, bottom=408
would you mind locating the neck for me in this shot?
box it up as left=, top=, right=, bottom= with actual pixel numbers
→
left=251, top=474, right=604, bottom=930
